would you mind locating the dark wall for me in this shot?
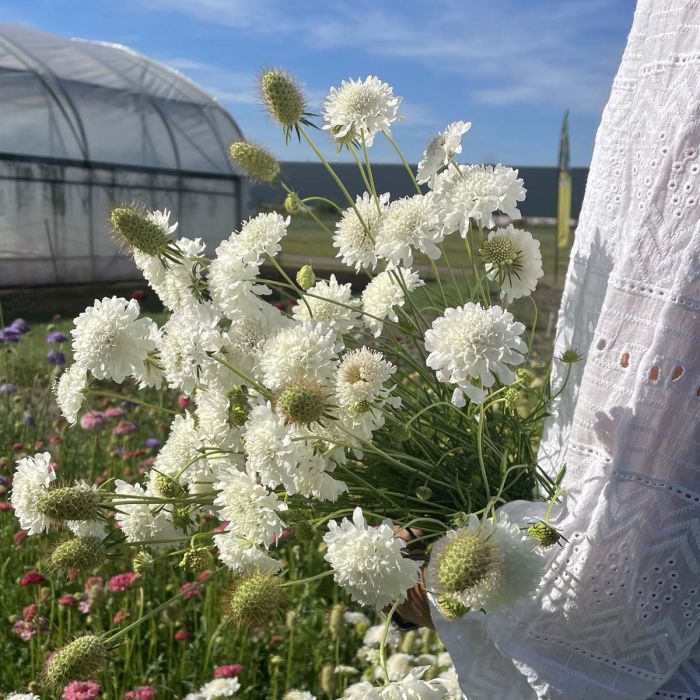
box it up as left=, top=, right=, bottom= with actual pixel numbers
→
left=250, top=162, right=588, bottom=219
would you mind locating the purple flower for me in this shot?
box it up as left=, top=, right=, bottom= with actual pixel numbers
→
left=22, top=410, right=36, bottom=427
left=0, top=327, right=20, bottom=343
left=10, top=318, right=30, bottom=334
left=46, top=331, right=69, bottom=344
left=145, top=437, right=161, bottom=450
left=47, top=349, right=67, bottom=366
left=0, top=383, right=17, bottom=395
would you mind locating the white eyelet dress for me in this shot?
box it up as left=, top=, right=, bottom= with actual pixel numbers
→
left=433, top=1, right=700, bottom=698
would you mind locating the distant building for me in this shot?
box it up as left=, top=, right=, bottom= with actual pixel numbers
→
left=0, top=23, right=247, bottom=288
left=251, top=162, right=588, bottom=221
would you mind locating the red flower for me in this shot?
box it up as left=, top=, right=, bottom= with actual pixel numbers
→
left=107, top=572, right=140, bottom=592
left=113, top=610, right=130, bottom=625
left=214, top=664, right=244, bottom=678
left=20, top=571, right=46, bottom=586
left=174, top=628, right=189, bottom=641
left=179, top=582, right=202, bottom=600
left=130, top=290, right=145, bottom=301
left=13, top=530, right=29, bottom=546
left=0, top=501, right=12, bottom=511
left=12, top=442, right=24, bottom=451
left=58, top=594, right=77, bottom=607
left=23, top=603, right=37, bottom=621
left=177, top=395, right=191, bottom=410
left=50, top=434, right=64, bottom=445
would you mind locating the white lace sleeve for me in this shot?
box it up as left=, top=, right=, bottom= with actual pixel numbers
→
left=436, top=1, right=700, bottom=698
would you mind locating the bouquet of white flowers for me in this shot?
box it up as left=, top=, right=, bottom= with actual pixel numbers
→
left=12, top=68, right=574, bottom=696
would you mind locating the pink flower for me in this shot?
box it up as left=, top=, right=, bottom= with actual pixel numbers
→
left=104, top=406, right=126, bottom=418
left=112, top=420, right=138, bottom=436
left=179, top=582, right=202, bottom=600
left=107, top=572, right=139, bottom=592
left=124, top=686, right=157, bottom=700
left=14, top=530, right=29, bottom=546
left=214, top=664, right=244, bottom=678
left=113, top=610, right=130, bottom=625
left=63, top=680, right=101, bottom=700
left=213, top=520, right=230, bottom=533
left=177, top=395, right=191, bottom=409
left=23, top=603, right=37, bottom=622
left=174, top=628, right=189, bottom=641
left=0, top=501, right=12, bottom=511
left=58, top=594, right=78, bottom=607
left=80, top=411, right=107, bottom=430
left=20, top=571, right=46, bottom=586
left=12, top=619, right=36, bottom=641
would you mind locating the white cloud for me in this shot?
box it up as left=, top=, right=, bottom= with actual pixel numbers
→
left=146, top=0, right=629, bottom=114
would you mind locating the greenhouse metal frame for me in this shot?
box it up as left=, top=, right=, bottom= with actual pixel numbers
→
left=0, top=23, right=247, bottom=288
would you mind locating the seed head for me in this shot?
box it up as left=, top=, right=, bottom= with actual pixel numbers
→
left=258, top=69, right=306, bottom=127
left=50, top=537, right=106, bottom=573
left=153, top=473, right=184, bottom=498
left=224, top=572, right=287, bottom=630
left=527, top=521, right=561, bottom=548
left=275, top=380, right=326, bottom=426
left=416, top=485, right=432, bottom=501
left=436, top=593, right=468, bottom=621
left=480, top=236, right=519, bottom=267
left=436, top=532, right=500, bottom=593
left=36, top=486, right=100, bottom=521
left=320, top=663, right=336, bottom=695
left=43, top=635, right=108, bottom=690
left=110, top=206, right=171, bottom=256
left=228, top=387, right=250, bottom=427
left=560, top=348, right=584, bottom=364
left=328, top=603, right=346, bottom=639
left=179, top=546, right=214, bottom=575
left=229, top=141, right=280, bottom=183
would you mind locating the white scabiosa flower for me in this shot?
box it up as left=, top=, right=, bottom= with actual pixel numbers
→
left=424, top=303, right=526, bottom=406
left=238, top=211, right=289, bottom=262
left=433, top=164, right=526, bottom=234
left=361, top=268, right=424, bottom=337
left=344, top=682, right=381, bottom=700
left=54, top=364, right=88, bottom=424
left=243, top=403, right=299, bottom=492
left=344, top=610, right=370, bottom=627
left=482, top=225, right=544, bottom=303
left=417, top=120, right=472, bottom=184
left=425, top=513, right=543, bottom=614
left=6, top=694, right=41, bottom=700
left=214, top=530, right=281, bottom=576
left=67, top=518, right=107, bottom=541
left=11, top=452, right=56, bottom=535
left=283, top=691, right=316, bottom=700
left=200, top=677, right=241, bottom=699
left=113, top=480, right=181, bottom=546
left=152, top=412, right=202, bottom=489
left=71, top=297, right=157, bottom=383
left=333, top=192, right=389, bottom=271
left=336, top=347, right=396, bottom=410
left=323, top=76, right=401, bottom=146
left=380, top=667, right=449, bottom=699
left=374, top=194, right=442, bottom=268
left=323, top=507, right=420, bottom=609
left=292, top=274, right=360, bottom=334
left=363, top=624, right=401, bottom=649
left=293, top=456, right=348, bottom=502
left=258, top=321, right=339, bottom=391
left=213, top=470, right=287, bottom=547
left=159, top=303, right=224, bottom=395
left=135, top=236, right=206, bottom=312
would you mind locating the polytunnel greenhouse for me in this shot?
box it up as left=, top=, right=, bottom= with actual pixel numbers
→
left=0, top=23, right=247, bottom=287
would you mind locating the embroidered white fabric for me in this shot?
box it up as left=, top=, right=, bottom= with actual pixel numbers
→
left=434, top=1, right=700, bottom=698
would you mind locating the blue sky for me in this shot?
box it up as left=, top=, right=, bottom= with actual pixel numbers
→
left=2, top=0, right=636, bottom=166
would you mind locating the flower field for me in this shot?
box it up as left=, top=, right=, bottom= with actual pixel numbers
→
left=1, top=69, right=576, bottom=699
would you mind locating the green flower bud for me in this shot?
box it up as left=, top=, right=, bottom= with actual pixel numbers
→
left=36, top=486, right=100, bottom=521
left=51, top=537, right=106, bottom=573
left=43, top=635, right=107, bottom=689
left=416, top=485, right=432, bottom=501
left=292, top=519, right=315, bottom=543
left=133, top=549, right=154, bottom=573
left=179, top=546, right=214, bottom=575
left=503, top=386, right=521, bottom=411
left=400, top=630, right=417, bottom=654
left=560, top=348, right=584, bottom=364
left=227, top=387, right=250, bottom=427
left=320, top=663, right=336, bottom=695
left=224, top=573, right=287, bottom=630
left=110, top=206, right=171, bottom=256
left=153, top=473, right=184, bottom=498
left=436, top=594, right=468, bottom=621
left=229, top=141, right=280, bottom=183
left=437, top=532, right=500, bottom=593
left=275, top=380, right=326, bottom=425
left=527, top=521, right=562, bottom=548
left=328, top=603, right=346, bottom=640
left=259, top=69, right=306, bottom=127
left=172, top=505, right=192, bottom=530
left=284, top=193, right=302, bottom=215
left=295, top=264, right=316, bottom=291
